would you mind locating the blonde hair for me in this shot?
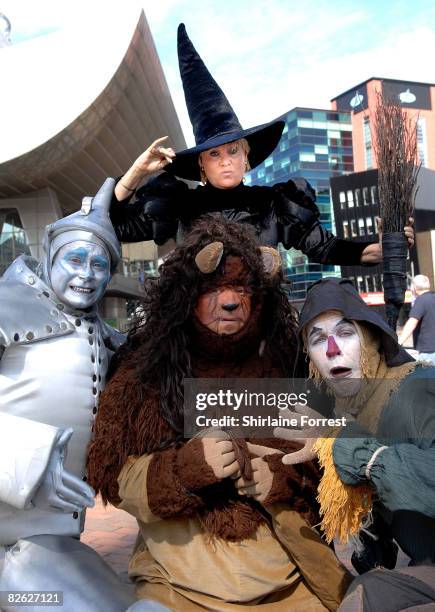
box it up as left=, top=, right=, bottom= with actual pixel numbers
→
left=198, top=138, right=251, bottom=184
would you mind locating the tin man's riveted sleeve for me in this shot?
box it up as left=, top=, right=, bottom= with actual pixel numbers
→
left=0, top=412, right=60, bottom=509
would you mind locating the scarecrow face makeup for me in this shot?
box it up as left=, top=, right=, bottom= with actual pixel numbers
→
left=306, top=310, right=362, bottom=397
left=200, top=141, right=247, bottom=189
left=195, top=283, right=252, bottom=335
left=50, top=241, right=111, bottom=309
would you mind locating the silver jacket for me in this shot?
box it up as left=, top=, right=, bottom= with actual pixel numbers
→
left=0, top=256, right=125, bottom=545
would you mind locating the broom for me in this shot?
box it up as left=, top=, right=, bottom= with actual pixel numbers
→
left=373, top=91, right=420, bottom=330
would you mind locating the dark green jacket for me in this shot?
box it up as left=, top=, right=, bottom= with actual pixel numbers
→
left=333, top=365, right=435, bottom=564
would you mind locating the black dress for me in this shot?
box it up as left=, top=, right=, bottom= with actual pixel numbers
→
left=110, top=174, right=373, bottom=265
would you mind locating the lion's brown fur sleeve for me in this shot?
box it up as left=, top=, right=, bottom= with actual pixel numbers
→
left=87, top=361, right=173, bottom=505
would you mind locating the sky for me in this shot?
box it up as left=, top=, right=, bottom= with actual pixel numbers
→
left=2, top=0, right=435, bottom=147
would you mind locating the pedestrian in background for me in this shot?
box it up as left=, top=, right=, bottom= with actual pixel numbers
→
left=399, top=274, right=435, bottom=364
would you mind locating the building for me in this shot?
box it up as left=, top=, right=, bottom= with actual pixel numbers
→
left=330, top=78, right=435, bottom=303
left=331, top=77, right=435, bottom=172
left=0, top=10, right=186, bottom=328
left=330, top=167, right=435, bottom=301
left=246, top=107, right=353, bottom=300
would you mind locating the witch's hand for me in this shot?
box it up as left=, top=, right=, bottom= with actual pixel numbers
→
left=131, top=136, right=176, bottom=176
left=404, top=216, right=415, bottom=249
left=360, top=216, right=414, bottom=263
left=114, top=137, right=176, bottom=201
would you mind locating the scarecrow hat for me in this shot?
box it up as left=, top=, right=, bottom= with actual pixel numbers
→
left=298, top=278, right=414, bottom=367
left=166, top=24, right=284, bottom=182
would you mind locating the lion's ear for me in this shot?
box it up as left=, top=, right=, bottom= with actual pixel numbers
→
left=195, top=242, right=224, bottom=274
left=260, top=247, right=281, bottom=276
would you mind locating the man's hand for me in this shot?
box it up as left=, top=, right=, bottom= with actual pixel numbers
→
left=274, top=405, right=328, bottom=465
left=202, top=431, right=239, bottom=479
left=32, top=429, right=95, bottom=513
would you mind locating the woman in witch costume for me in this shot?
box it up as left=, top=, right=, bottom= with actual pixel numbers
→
left=111, top=24, right=413, bottom=264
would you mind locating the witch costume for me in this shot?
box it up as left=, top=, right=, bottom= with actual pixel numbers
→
left=87, top=218, right=352, bottom=611
left=109, top=25, right=373, bottom=266
left=298, top=279, right=435, bottom=611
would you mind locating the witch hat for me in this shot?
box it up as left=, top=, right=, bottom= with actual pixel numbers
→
left=166, top=24, right=284, bottom=182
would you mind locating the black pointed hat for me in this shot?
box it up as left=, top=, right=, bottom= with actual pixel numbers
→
left=166, top=24, right=284, bottom=182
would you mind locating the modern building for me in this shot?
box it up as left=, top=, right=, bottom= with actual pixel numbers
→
left=331, top=77, right=435, bottom=172
left=246, top=107, right=353, bottom=299
left=0, top=10, right=186, bottom=328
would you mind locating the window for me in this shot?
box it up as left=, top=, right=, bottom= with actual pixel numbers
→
left=358, top=218, right=365, bottom=236
left=366, top=216, right=373, bottom=235
left=265, top=157, right=273, bottom=167
left=0, top=208, right=31, bottom=275
left=363, top=117, right=373, bottom=169
left=370, top=185, right=378, bottom=205
left=339, top=191, right=346, bottom=210
left=343, top=221, right=349, bottom=239
left=314, top=144, right=328, bottom=155
left=258, top=169, right=265, bottom=178
left=279, top=141, right=287, bottom=152
left=329, top=156, right=339, bottom=169
left=299, top=152, right=315, bottom=162
left=350, top=219, right=357, bottom=237
left=417, top=117, right=428, bottom=167
left=363, top=187, right=369, bottom=205
left=347, top=190, right=354, bottom=208
left=355, top=189, right=362, bottom=207
left=366, top=276, right=374, bottom=292
left=356, top=276, right=365, bottom=293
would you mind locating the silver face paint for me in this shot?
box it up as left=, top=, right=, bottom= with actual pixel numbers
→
left=50, top=241, right=110, bottom=310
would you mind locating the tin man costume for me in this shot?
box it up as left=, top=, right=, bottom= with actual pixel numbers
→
left=0, top=179, right=164, bottom=611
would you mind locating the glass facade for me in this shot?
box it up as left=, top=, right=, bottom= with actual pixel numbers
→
left=0, top=208, right=31, bottom=275
left=246, top=108, right=353, bottom=300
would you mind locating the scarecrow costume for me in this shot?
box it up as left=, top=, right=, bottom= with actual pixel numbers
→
left=88, top=218, right=351, bottom=611
left=298, top=279, right=435, bottom=611
left=110, top=25, right=374, bottom=266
